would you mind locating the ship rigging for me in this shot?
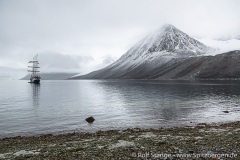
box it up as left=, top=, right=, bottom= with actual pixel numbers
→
left=28, top=54, right=41, bottom=84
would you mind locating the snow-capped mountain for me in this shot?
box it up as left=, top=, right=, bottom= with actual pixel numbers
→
left=109, top=24, right=211, bottom=72
left=127, top=24, right=210, bottom=57
left=73, top=24, right=240, bottom=80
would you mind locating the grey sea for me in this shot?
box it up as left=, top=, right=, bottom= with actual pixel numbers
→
left=0, top=80, right=240, bottom=138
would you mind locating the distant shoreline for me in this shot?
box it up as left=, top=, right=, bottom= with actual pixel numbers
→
left=69, top=78, right=240, bottom=80
left=17, top=78, right=240, bottom=81
left=1, top=121, right=239, bottom=159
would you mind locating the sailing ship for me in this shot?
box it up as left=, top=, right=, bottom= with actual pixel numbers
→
left=28, top=54, right=41, bottom=84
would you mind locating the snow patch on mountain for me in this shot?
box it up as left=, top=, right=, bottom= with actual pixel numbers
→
left=235, top=34, right=240, bottom=40
left=127, top=24, right=210, bottom=57
left=197, top=38, right=240, bottom=56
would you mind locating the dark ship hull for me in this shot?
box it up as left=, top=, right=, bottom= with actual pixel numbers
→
left=29, top=79, right=40, bottom=84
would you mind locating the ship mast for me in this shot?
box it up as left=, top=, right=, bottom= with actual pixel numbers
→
left=28, top=54, right=40, bottom=76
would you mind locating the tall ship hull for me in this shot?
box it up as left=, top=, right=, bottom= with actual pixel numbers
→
left=29, top=78, right=40, bottom=84
left=28, top=54, right=41, bottom=84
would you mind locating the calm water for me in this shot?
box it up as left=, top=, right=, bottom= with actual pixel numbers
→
left=0, top=80, right=240, bottom=138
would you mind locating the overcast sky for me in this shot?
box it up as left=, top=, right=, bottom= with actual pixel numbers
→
left=0, top=0, right=240, bottom=79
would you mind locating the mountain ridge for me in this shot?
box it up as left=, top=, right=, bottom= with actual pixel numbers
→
left=21, top=72, right=78, bottom=80
left=71, top=24, right=239, bottom=80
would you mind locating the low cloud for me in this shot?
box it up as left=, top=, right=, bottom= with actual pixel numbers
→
left=38, top=52, right=94, bottom=72
left=0, top=51, right=116, bottom=79
left=0, top=0, right=239, bottom=79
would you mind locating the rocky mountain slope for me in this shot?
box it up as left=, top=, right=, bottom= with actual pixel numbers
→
left=151, top=50, right=240, bottom=80
left=71, top=25, right=240, bottom=80
left=72, top=50, right=240, bottom=80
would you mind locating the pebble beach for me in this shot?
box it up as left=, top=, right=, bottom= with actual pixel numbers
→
left=0, top=121, right=239, bottom=159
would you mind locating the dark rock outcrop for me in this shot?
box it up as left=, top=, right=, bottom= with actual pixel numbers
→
left=85, top=116, right=95, bottom=123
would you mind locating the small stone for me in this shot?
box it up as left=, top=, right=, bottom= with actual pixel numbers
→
left=223, top=111, right=229, bottom=113
left=86, top=116, right=95, bottom=123
left=188, top=150, right=194, bottom=154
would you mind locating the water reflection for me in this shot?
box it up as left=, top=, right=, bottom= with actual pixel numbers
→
left=31, top=83, right=40, bottom=107
left=1, top=80, right=240, bottom=137
left=90, top=80, right=240, bottom=127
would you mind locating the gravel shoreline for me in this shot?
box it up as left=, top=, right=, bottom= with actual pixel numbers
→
left=0, top=121, right=239, bottom=160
